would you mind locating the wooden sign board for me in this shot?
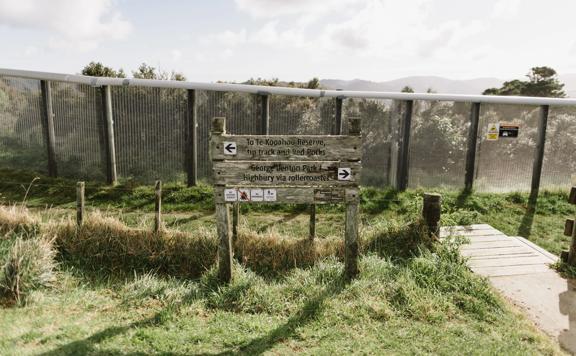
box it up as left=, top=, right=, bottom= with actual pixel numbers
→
left=210, top=116, right=361, bottom=282
left=213, top=161, right=360, bottom=187
left=215, top=186, right=359, bottom=204
left=211, top=135, right=361, bottom=162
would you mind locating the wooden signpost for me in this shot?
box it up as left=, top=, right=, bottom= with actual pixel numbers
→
left=211, top=116, right=362, bottom=282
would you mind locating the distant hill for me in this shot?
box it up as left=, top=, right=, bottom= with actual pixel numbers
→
left=321, top=75, right=576, bottom=97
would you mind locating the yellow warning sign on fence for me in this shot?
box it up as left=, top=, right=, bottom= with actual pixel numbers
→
left=487, top=123, right=499, bottom=141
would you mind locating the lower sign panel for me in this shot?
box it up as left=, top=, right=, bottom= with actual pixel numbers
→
left=215, top=187, right=359, bottom=204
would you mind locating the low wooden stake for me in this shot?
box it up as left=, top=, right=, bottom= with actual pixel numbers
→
left=565, top=219, right=574, bottom=237
left=76, top=181, right=85, bottom=227
left=569, top=186, right=576, bottom=205
left=422, top=193, right=442, bottom=239
left=154, top=180, right=162, bottom=233
left=309, top=204, right=316, bottom=240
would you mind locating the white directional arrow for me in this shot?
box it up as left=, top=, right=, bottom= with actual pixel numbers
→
left=223, top=141, right=237, bottom=155
left=338, top=168, right=351, bottom=181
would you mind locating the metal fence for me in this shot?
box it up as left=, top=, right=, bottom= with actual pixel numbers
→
left=1, top=68, right=575, bottom=196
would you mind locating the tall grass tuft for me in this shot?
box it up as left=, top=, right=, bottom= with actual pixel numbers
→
left=53, top=211, right=218, bottom=278
left=1, top=234, right=57, bottom=305
left=235, top=227, right=343, bottom=276
left=0, top=205, right=39, bottom=235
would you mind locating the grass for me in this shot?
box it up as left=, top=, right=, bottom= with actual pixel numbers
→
left=0, top=168, right=573, bottom=354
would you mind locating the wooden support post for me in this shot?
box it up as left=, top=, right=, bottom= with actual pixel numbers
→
left=101, top=85, right=118, bottom=185
left=344, top=200, right=359, bottom=280
left=76, top=181, right=85, bottom=227
left=529, top=105, right=549, bottom=207
left=397, top=100, right=413, bottom=191
left=344, top=118, right=361, bottom=279
left=216, top=203, right=233, bottom=282
left=212, top=117, right=233, bottom=282
left=232, top=202, right=239, bottom=243
left=154, top=180, right=162, bottom=233
left=40, top=80, right=57, bottom=177
left=464, top=103, right=481, bottom=192
left=568, top=187, right=576, bottom=266
left=186, top=89, right=198, bottom=187
left=422, top=193, right=442, bottom=239
left=260, top=94, right=270, bottom=135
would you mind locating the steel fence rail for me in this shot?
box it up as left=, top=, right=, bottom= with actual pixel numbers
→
left=3, top=67, right=576, bottom=106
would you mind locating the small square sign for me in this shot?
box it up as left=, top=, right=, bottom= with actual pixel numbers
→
left=223, top=141, right=237, bottom=155
left=338, top=168, right=352, bottom=181
left=224, top=188, right=237, bottom=202
left=237, top=188, right=250, bottom=202
left=487, top=123, right=499, bottom=141
left=264, top=189, right=277, bottom=202
left=250, top=189, right=264, bottom=202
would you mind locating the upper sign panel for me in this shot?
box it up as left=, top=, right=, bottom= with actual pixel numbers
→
left=211, top=135, right=361, bottom=162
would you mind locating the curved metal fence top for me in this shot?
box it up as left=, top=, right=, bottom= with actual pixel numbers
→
left=2, top=67, right=576, bottom=106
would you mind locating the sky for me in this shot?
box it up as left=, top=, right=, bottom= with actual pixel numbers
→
left=1, top=0, right=576, bottom=83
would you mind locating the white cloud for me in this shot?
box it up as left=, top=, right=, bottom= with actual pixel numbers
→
left=491, top=0, right=521, bottom=18
left=234, top=0, right=364, bottom=18
left=0, top=0, right=132, bottom=50
left=171, top=49, right=183, bottom=62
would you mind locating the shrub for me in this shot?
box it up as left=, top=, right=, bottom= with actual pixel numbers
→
left=0, top=205, right=39, bottom=235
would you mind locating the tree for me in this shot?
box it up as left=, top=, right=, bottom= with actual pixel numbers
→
left=401, top=86, right=414, bottom=93
left=81, top=61, right=126, bottom=78
left=483, top=66, right=565, bottom=97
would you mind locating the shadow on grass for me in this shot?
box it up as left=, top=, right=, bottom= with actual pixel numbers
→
left=518, top=196, right=537, bottom=238
left=455, top=189, right=472, bottom=209
left=209, top=276, right=348, bottom=355
left=38, top=273, right=347, bottom=356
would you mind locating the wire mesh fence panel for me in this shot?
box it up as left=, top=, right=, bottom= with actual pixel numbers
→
left=112, top=86, right=188, bottom=183
left=475, top=104, right=540, bottom=192
left=269, top=95, right=334, bottom=135
left=541, top=106, right=576, bottom=188
left=344, top=98, right=393, bottom=187
left=0, top=76, right=46, bottom=173
left=196, top=91, right=260, bottom=180
left=51, top=83, right=105, bottom=180
left=408, top=101, right=470, bottom=189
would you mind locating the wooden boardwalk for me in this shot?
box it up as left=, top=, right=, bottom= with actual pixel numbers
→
left=441, top=224, right=576, bottom=354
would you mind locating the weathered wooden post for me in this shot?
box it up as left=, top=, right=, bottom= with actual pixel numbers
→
left=212, top=117, right=233, bottom=282
left=422, top=193, right=442, bottom=239
left=309, top=204, right=316, bottom=240
left=565, top=187, right=576, bottom=266
left=345, top=117, right=361, bottom=280
left=40, top=80, right=57, bottom=177
left=76, top=181, right=85, bottom=227
left=154, top=180, right=162, bottom=233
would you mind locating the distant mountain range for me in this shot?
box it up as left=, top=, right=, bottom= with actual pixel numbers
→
left=320, top=74, right=576, bottom=97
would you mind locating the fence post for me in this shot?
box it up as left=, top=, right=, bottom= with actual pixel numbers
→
left=422, top=193, right=442, bottom=239
left=186, top=89, right=198, bottom=186
left=344, top=117, right=361, bottom=280
left=567, top=187, right=576, bottom=265
left=464, top=103, right=481, bottom=191
left=260, top=94, right=270, bottom=135
left=76, top=181, right=85, bottom=227
left=333, top=90, right=344, bottom=135
left=396, top=100, right=413, bottom=191
left=529, top=105, right=549, bottom=207
left=40, top=80, right=57, bottom=177
left=100, top=85, right=118, bottom=185
left=232, top=202, right=239, bottom=243
left=154, top=180, right=162, bottom=233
